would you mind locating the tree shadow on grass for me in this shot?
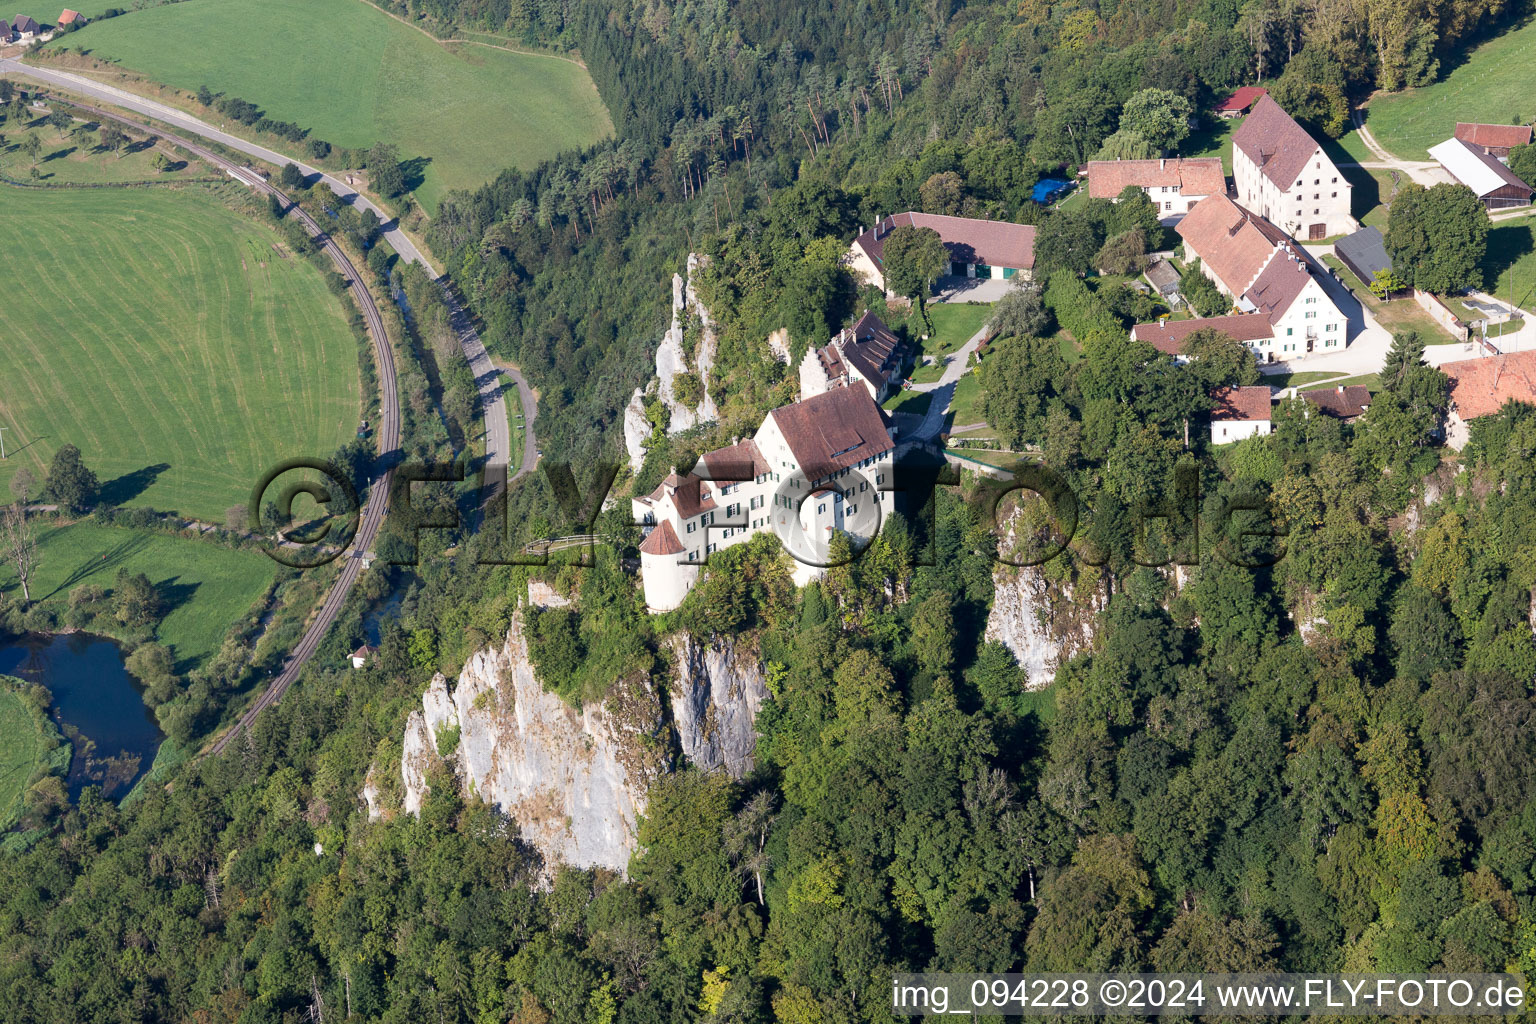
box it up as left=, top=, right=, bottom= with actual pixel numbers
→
left=38, top=532, right=153, bottom=602
left=42, top=146, right=75, bottom=163
left=1483, top=222, right=1536, bottom=307
left=99, top=463, right=170, bottom=507
left=399, top=155, right=432, bottom=193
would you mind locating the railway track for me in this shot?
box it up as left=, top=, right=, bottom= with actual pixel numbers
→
left=51, top=99, right=405, bottom=755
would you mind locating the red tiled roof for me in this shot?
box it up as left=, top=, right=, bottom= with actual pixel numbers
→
left=768, top=386, right=894, bottom=482
left=1176, top=194, right=1288, bottom=295
left=1245, top=252, right=1316, bottom=326
left=57, top=7, right=79, bottom=23
left=1302, top=385, right=1372, bottom=418
left=696, top=438, right=769, bottom=482
left=645, top=471, right=717, bottom=520
left=1211, top=385, right=1274, bottom=422
left=350, top=645, right=376, bottom=659
left=1086, top=157, right=1226, bottom=199
left=821, top=310, right=904, bottom=385
left=854, top=212, right=1036, bottom=272
left=1443, top=350, right=1536, bottom=420
left=1454, top=123, right=1532, bottom=151
left=639, top=519, right=686, bottom=556
left=1131, top=314, right=1275, bottom=355
left=1215, top=86, right=1268, bottom=114
left=1234, top=95, right=1322, bottom=191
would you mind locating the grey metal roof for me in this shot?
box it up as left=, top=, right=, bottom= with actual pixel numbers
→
left=1334, top=226, right=1392, bottom=286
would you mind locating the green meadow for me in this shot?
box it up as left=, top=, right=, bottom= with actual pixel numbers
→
left=53, top=0, right=614, bottom=210
left=1366, top=19, right=1536, bottom=159
left=0, top=183, right=362, bottom=522
left=0, top=523, right=277, bottom=669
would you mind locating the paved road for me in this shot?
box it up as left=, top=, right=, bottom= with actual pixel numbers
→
left=48, top=98, right=405, bottom=754
left=1, top=58, right=531, bottom=490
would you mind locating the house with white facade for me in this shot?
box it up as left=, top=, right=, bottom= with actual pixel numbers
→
left=847, top=212, right=1036, bottom=295
left=1210, top=385, right=1274, bottom=444
left=633, top=386, right=897, bottom=611
left=1085, top=157, right=1227, bottom=221
left=1131, top=313, right=1278, bottom=361
left=1177, top=193, right=1349, bottom=362
left=800, top=310, right=908, bottom=403
left=1233, top=95, right=1353, bottom=240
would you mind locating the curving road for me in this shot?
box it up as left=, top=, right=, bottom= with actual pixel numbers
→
left=0, top=58, right=532, bottom=488
left=42, top=98, right=403, bottom=754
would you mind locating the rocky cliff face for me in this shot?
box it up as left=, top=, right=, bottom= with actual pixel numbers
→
left=984, top=506, right=1102, bottom=689
left=985, top=564, right=1102, bottom=689
left=669, top=634, right=770, bottom=779
left=371, top=616, right=774, bottom=872
left=655, top=258, right=718, bottom=433
left=396, top=613, right=668, bottom=872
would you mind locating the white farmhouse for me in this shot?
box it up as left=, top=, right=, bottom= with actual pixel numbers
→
left=1084, top=157, right=1227, bottom=221
left=632, top=386, right=896, bottom=611
left=847, top=212, right=1036, bottom=295
left=1177, top=193, right=1349, bottom=362
left=1210, top=385, right=1274, bottom=444
left=1232, top=95, right=1354, bottom=240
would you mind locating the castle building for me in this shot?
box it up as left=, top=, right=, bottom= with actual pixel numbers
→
left=799, top=310, right=908, bottom=403
left=633, top=386, right=896, bottom=611
left=1232, top=95, right=1354, bottom=240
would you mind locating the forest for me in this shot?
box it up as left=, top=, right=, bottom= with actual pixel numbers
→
left=3, top=0, right=1536, bottom=1020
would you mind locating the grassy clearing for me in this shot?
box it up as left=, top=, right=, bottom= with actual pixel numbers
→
left=923, top=302, right=993, bottom=358
left=1265, top=370, right=1344, bottom=390
left=0, top=183, right=362, bottom=522
left=1, top=113, right=213, bottom=183
left=1184, top=119, right=1237, bottom=175
left=0, top=683, right=60, bottom=830
left=1303, top=373, right=1381, bottom=392
left=1366, top=19, right=1536, bottom=160
left=52, top=0, right=612, bottom=211
left=884, top=390, right=933, bottom=417
left=948, top=371, right=985, bottom=425
left=0, top=523, right=277, bottom=669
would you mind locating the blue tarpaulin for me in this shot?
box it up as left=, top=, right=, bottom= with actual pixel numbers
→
left=1032, top=178, right=1074, bottom=204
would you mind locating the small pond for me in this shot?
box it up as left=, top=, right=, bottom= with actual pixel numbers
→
left=0, top=633, right=163, bottom=801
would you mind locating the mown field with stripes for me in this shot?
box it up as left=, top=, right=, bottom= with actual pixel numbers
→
left=0, top=183, right=362, bottom=522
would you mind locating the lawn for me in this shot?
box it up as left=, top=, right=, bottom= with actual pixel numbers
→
left=0, top=523, right=277, bottom=669
left=1303, top=373, right=1380, bottom=392
left=2, top=113, right=214, bottom=184
left=1183, top=119, right=1236, bottom=175
left=0, top=184, right=362, bottom=521
left=1365, top=19, right=1536, bottom=160
left=1320, top=254, right=1461, bottom=342
left=1264, top=370, right=1345, bottom=390
left=1482, top=215, right=1536, bottom=313
left=884, top=390, right=933, bottom=417
left=948, top=370, right=985, bottom=426
left=51, top=0, right=613, bottom=211
left=922, top=302, right=993, bottom=356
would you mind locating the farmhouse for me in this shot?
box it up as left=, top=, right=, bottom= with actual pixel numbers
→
left=1302, top=385, right=1372, bottom=422
left=1333, top=226, right=1393, bottom=290
left=847, top=212, right=1036, bottom=295
left=1440, top=350, right=1536, bottom=448
left=1428, top=137, right=1533, bottom=210
left=800, top=310, right=908, bottom=404
left=1177, top=193, right=1349, bottom=361
left=0, top=19, right=11, bottom=41
left=12, top=14, right=37, bottom=38
left=1215, top=86, right=1268, bottom=118
left=1210, top=385, right=1274, bottom=444
left=1131, top=313, right=1278, bottom=360
left=1453, top=122, right=1532, bottom=159
left=1084, top=157, right=1226, bottom=220
left=56, top=7, right=78, bottom=25
left=1233, top=95, right=1354, bottom=239
left=632, top=385, right=896, bottom=610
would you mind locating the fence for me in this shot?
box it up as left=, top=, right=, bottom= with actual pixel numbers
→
left=1413, top=290, right=1471, bottom=340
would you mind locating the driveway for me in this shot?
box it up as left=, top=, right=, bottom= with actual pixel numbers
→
left=1258, top=253, right=1394, bottom=379
left=908, top=319, right=991, bottom=439
left=933, top=275, right=1012, bottom=303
